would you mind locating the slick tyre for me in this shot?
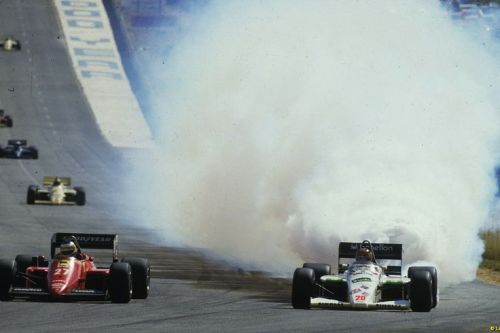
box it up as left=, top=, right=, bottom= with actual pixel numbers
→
left=74, top=187, right=86, bottom=206
left=121, top=258, right=150, bottom=299
left=5, top=116, right=12, bottom=127
left=109, top=262, right=132, bottom=303
left=29, top=147, right=38, bottom=160
left=292, top=267, right=315, bottom=309
left=26, top=185, right=37, bottom=205
left=14, top=255, right=35, bottom=287
left=409, top=270, right=433, bottom=312
left=303, top=263, right=330, bottom=297
left=0, top=259, right=15, bottom=300
left=408, top=266, right=438, bottom=308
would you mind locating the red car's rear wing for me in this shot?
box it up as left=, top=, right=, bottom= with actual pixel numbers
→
left=51, top=233, right=118, bottom=260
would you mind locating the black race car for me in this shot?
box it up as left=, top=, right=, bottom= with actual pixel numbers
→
left=0, top=140, right=38, bottom=159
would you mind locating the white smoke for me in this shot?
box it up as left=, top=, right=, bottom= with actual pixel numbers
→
left=135, top=0, right=500, bottom=286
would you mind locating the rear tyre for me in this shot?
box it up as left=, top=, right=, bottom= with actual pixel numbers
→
left=29, top=147, right=38, bottom=160
left=109, top=262, right=132, bottom=303
left=74, top=187, right=86, bottom=206
left=292, top=267, right=315, bottom=309
left=303, top=263, right=330, bottom=297
left=408, top=266, right=438, bottom=308
left=121, top=257, right=150, bottom=299
left=4, top=116, right=12, bottom=127
left=26, top=185, right=37, bottom=205
left=409, top=270, right=433, bottom=312
left=14, top=255, right=35, bottom=287
left=0, top=259, right=15, bottom=300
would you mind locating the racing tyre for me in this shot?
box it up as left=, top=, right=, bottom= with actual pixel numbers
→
left=29, top=147, right=38, bottom=160
left=14, top=255, right=35, bottom=287
left=26, top=185, right=37, bottom=205
left=0, top=259, right=15, bottom=300
left=408, top=266, right=438, bottom=308
left=121, top=257, right=150, bottom=299
left=303, top=263, right=330, bottom=297
left=409, top=270, right=433, bottom=312
left=109, top=262, right=132, bottom=303
left=292, top=267, right=315, bottom=309
left=4, top=116, right=12, bottom=127
left=74, top=187, right=86, bottom=206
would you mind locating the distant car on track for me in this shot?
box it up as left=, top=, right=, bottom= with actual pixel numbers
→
left=27, top=176, right=85, bottom=206
left=0, top=233, right=151, bottom=303
left=0, top=110, right=13, bottom=128
left=292, top=240, right=438, bottom=312
left=0, top=36, right=21, bottom=51
left=0, top=140, right=37, bottom=159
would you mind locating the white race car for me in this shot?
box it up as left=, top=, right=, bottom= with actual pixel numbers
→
left=26, top=176, right=86, bottom=206
left=0, top=36, right=21, bottom=51
left=291, top=240, right=438, bottom=312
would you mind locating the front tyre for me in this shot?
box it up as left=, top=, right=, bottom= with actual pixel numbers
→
left=408, top=266, right=438, bottom=308
left=292, top=267, right=315, bottom=309
left=26, top=185, right=37, bottom=205
left=109, top=262, right=132, bottom=303
left=410, top=270, right=433, bottom=312
left=0, top=259, right=15, bottom=300
left=74, top=187, right=86, bottom=206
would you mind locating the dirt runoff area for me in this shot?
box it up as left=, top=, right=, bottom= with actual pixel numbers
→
left=477, top=267, right=500, bottom=285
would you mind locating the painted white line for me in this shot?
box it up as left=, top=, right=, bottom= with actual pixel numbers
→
left=17, top=160, right=41, bottom=186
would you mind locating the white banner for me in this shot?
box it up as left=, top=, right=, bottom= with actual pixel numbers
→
left=54, top=0, right=153, bottom=148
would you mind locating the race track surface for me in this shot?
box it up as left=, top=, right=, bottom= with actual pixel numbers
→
left=0, top=1, right=499, bottom=332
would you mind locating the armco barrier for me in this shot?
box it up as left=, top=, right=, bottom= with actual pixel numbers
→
left=54, top=0, right=153, bottom=148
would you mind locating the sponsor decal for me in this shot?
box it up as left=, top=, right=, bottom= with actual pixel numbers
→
left=372, top=244, right=393, bottom=252
left=58, top=260, right=69, bottom=267
left=351, top=288, right=362, bottom=294
left=361, top=285, right=370, bottom=290
left=362, top=291, right=370, bottom=296
left=73, top=235, right=113, bottom=243
left=354, top=295, right=366, bottom=301
left=352, top=277, right=371, bottom=283
left=72, top=289, right=96, bottom=294
left=13, top=288, right=43, bottom=292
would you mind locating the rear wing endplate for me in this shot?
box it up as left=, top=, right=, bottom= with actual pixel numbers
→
left=51, top=233, right=118, bottom=260
left=338, top=242, right=403, bottom=275
left=43, top=176, right=71, bottom=186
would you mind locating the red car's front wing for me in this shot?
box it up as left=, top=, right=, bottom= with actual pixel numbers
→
left=9, top=287, right=108, bottom=301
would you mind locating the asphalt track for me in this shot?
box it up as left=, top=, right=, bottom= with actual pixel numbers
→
left=0, top=1, right=499, bottom=332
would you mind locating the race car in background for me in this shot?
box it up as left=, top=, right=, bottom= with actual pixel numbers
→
left=0, top=36, right=21, bottom=51
left=0, top=233, right=150, bottom=303
left=27, top=176, right=86, bottom=206
left=0, top=110, right=13, bottom=128
left=292, top=240, right=438, bottom=312
left=0, top=140, right=38, bottom=159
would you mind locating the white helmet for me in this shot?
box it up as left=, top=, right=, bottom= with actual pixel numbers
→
left=60, top=240, right=77, bottom=256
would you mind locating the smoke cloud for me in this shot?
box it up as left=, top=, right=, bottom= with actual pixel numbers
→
left=133, top=0, right=500, bottom=285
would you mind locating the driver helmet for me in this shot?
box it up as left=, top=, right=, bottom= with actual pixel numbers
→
left=356, top=247, right=373, bottom=261
left=53, top=177, right=62, bottom=186
left=60, top=239, right=77, bottom=256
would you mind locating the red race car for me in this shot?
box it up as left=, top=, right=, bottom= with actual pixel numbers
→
left=0, top=110, right=13, bottom=128
left=0, top=233, right=150, bottom=303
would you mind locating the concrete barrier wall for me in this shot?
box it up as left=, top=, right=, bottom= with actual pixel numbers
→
left=53, top=0, right=153, bottom=148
